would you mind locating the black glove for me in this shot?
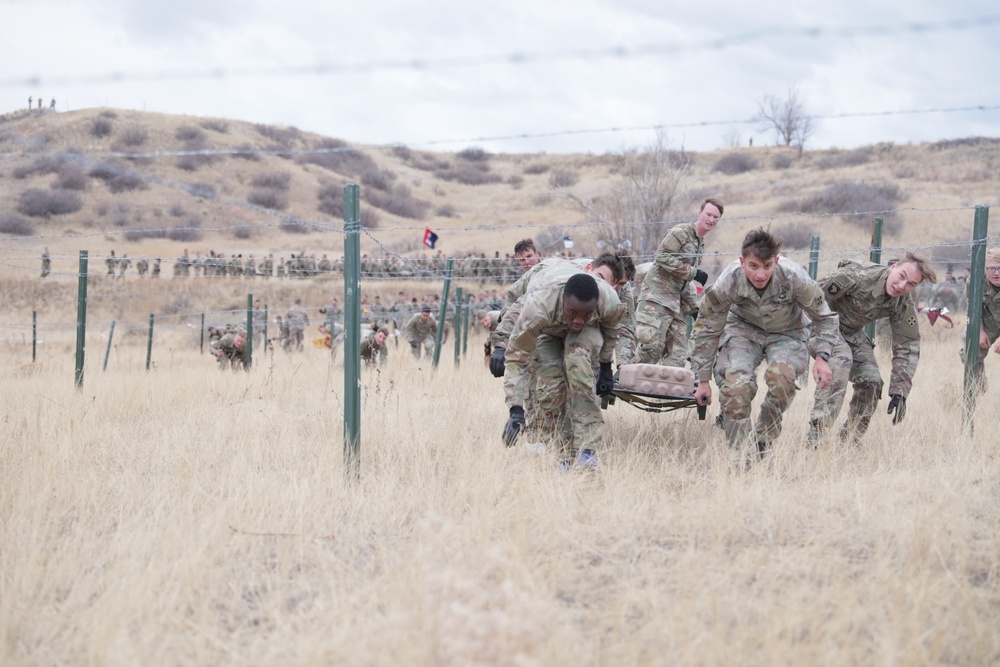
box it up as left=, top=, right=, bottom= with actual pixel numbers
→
left=409, top=340, right=418, bottom=350
left=502, top=406, right=525, bottom=447
left=489, top=347, right=506, bottom=378
left=693, top=269, right=709, bottom=286
left=596, top=362, right=614, bottom=396
left=690, top=308, right=699, bottom=322
left=886, top=394, right=906, bottom=425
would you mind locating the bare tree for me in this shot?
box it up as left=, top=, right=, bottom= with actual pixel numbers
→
left=560, top=130, right=692, bottom=256
left=756, top=87, right=815, bottom=154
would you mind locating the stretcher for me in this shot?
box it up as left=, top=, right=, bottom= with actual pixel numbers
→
left=599, top=363, right=707, bottom=419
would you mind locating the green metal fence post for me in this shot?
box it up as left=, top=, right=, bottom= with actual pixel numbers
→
left=245, top=293, right=253, bottom=370
left=865, top=218, right=884, bottom=341
left=200, top=313, right=205, bottom=354
left=962, top=205, right=990, bottom=433
left=74, top=251, right=89, bottom=389
left=453, top=287, right=463, bottom=365
left=264, top=305, right=269, bottom=349
left=462, top=293, right=472, bottom=356
left=32, top=310, right=37, bottom=362
left=343, top=184, right=362, bottom=481
left=145, top=314, right=154, bottom=371
left=103, top=320, right=115, bottom=371
left=432, top=258, right=454, bottom=369
left=808, top=234, right=821, bottom=280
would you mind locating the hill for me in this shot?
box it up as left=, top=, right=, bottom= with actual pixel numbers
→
left=2, top=106, right=997, bottom=276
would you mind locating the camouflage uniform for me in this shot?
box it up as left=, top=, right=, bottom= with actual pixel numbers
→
left=967, top=280, right=1000, bottom=391
left=106, top=254, right=117, bottom=276
left=252, top=306, right=268, bottom=345
left=808, top=261, right=921, bottom=440
left=41, top=249, right=51, bottom=278
left=504, top=271, right=623, bottom=455
left=285, top=303, right=310, bottom=351
left=631, top=261, right=700, bottom=367
left=634, top=222, right=704, bottom=365
left=319, top=303, right=344, bottom=361
left=211, top=332, right=246, bottom=370
left=360, top=330, right=389, bottom=367
left=404, top=312, right=438, bottom=359
left=691, top=257, right=839, bottom=449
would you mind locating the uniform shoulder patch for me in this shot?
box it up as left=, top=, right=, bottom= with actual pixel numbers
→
left=824, top=274, right=851, bottom=299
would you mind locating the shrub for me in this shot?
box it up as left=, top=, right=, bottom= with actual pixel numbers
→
left=232, top=225, right=254, bottom=240
left=360, top=168, right=396, bottom=192
left=248, top=187, right=288, bottom=210
left=17, top=188, right=83, bottom=217
left=772, top=153, right=794, bottom=170
left=169, top=203, right=186, bottom=217
left=391, top=144, right=413, bottom=160
left=523, top=162, right=550, bottom=175
left=91, top=118, right=113, bottom=138
left=507, top=174, right=524, bottom=189
left=255, top=124, right=301, bottom=147
left=175, top=125, right=205, bottom=142
left=298, top=138, right=378, bottom=176
left=775, top=221, right=818, bottom=249
left=13, top=155, right=64, bottom=179
left=187, top=183, right=216, bottom=199
left=201, top=119, right=229, bottom=133
left=106, top=173, right=148, bottom=193
left=409, top=153, right=450, bottom=172
left=125, top=228, right=167, bottom=242
left=815, top=146, right=872, bottom=170
left=434, top=161, right=503, bottom=186
left=250, top=171, right=292, bottom=191
left=281, top=221, right=310, bottom=234
left=89, top=162, right=119, bottom=181
left=436, top=203, right=457, bottom=218
left=712, top=152, right=759, bottom=175
left=54, top=164, right=88, bottom=190
left=99, top=110, right=118, bottom=119
left=548, top=170, right=579, bottom=188
left=119, top=126, right=148, bottom=147
left=94, top=201, right=110, bottom=216
left=0, top=213, right=36, bottom=235
left=932, top=136, right=1000, bottom=150
left=365, top=184, right=430, bottom=219
left=457, top=147, right=491, bottom=162
left=167, top=215, right=203, bottom=242
left=232, top=143, right=261, bottom=161
left=779, top=180, right=905, bottom=228
left=533, top=193, right=553, bottom=206
left=360, top=208, right=381, bottom=228
left=317, top=183, right=344, bottom=218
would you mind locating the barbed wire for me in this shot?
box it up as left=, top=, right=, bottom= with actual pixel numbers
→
left=5, top=15, right=1000, bottom=89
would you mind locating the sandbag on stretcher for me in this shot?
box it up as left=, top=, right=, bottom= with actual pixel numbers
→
left=616, top=364, right=696, bottom=397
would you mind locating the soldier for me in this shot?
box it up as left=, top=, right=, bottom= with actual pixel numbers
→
left=117, top=254, right=131, bottom=278
left=276, top=257, right=286, bottom=279
left=40, top=247, right=51, bottom=278
left=807, top=253, right=937, bottom=443
left=319, top=297, right=344, bottom=361
left=633, top=197, right=722, bottom=365
left=274, top=316, right=290, bottom=351
left=245, top=254, right=256, bottom=278
left=691, top=228, right=838, bottom=460
left=514, top=238, right=541, bottom=273
left=967, top=247, right=1000, bottom=392
left=106, top=250, right=117, bottom=276
left=261, top=254, right=274, bottom=278
left=370, top=295, right=388, bottom=327
left=211, top=330, right=247, bottom=371
left=318, top=254, right=332, bottom=275
left=360, top=326, right=390, bottom=367
left=285, top=298, right=310, bottom=351
left=404, top=306, right=438, bottom=359
left=136, top=257, right=149, bottom=277
left=151, top=258, right=161, bottom=278
left=251, top=299, right=267, bottom=345
left=501, top=272, right=623, bottom=468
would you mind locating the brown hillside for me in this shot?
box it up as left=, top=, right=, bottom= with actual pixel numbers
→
left=1, top=107, right=998, bottom=276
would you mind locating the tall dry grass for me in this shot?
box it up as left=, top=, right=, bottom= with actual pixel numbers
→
left=1, top=329, right=998, bottom=666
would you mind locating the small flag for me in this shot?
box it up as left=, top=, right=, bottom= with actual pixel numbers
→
left=423, top=228, right=439, bottom=249
left=563, top=235, right=574, bottom=249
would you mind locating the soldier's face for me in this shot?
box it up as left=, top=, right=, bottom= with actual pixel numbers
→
left=562, top=295, right=598, bottom=333
left=234, top=334, right=245, bottom=348
left=375, top=332, right=386, bottom=345
left=421, top=312, right=430, bottom=321
left=986, top=261, right=1000, bottom=287
left=516, top=249, right=541, bottom=269
left=695, top=203, right=722, bottom=237
left=740, top=253, right=777, bottom=290
left=885, top=261, right=923, bottom=298
left=589, top=265, right=615, bottom=285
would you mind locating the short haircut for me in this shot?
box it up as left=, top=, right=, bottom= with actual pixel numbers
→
left=615, top=251, right=636, bottom=281
left=900, top=252, right=938, bottom=285
left=476, top=309, right=489, bottom=320
left=514, top=238, right=536, bottom=255
left=590, top=252, right=625, bottom=283
left=986, top=247, right=1000, bottom=264
left=564, top=273, right=600, bottom=303
left=377, top=327, right=389, bottom=337
left=701, top=197, right=725, bottom=216
left=741, top=227, right=782, bottom=261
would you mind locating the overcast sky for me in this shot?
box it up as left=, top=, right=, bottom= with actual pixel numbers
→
left=2, top=0, right=999, bottom=155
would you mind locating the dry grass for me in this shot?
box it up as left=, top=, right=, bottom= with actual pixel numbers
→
left=1, top=303, right=999, bottom=665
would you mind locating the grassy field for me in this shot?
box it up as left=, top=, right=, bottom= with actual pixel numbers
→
left=2, top=303, right=999, bottom=665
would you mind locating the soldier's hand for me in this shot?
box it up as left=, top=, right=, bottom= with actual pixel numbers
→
left=502, top=406, right=525, bottom=447
left=813, top=357, right=832, bottom=390
left=489, top=347, right=506, bottom=378
left=980, top=329, right=991, bottom=350
left=886, top=394, right=906, bottom=425
left=596, top=362, right=615, bottom=396
left=693, top=269, right=709, bottom=286
left=694, top=381, right=712, bottom=406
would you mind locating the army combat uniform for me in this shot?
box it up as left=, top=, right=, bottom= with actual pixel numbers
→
left=967, top=279, right=1000, bottom=392
left=211, top=332, right=246, bottom=370
left=691, top=257, right=839, bottom=450
left=633, top=222, right=705, bottom=366
left=285, top=303, right=310, bottom=351
left=808, top=260, right=922, bottom=440
left=360, top=330, right=389, bottom=367
left=404, top=312, right=438, bottom=359
left=504, top=270, right=624, bottom=457
left=631, top=261, right=700, bottom=367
